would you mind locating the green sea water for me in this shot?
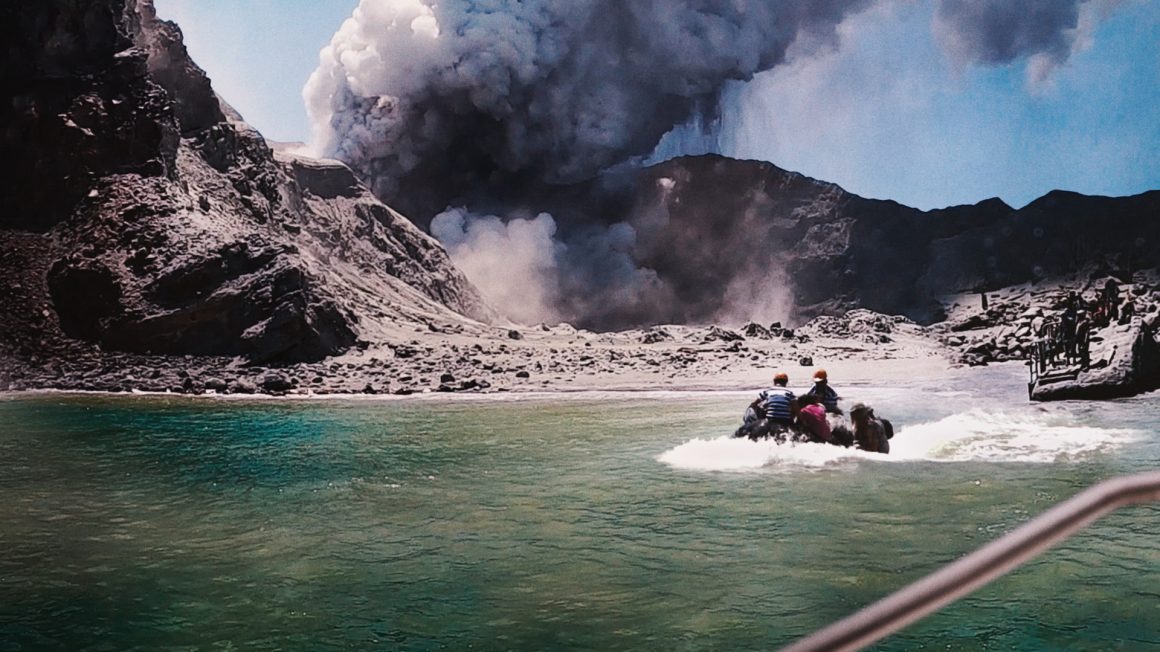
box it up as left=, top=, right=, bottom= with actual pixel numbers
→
left=1, top=366, right=1158, bottom=650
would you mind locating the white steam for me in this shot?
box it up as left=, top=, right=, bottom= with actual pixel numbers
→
left=430, top=208, right=561, bottom=325
left=430, top=207, right=672, bottom=327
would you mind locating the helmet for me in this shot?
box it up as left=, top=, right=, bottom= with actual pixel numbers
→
left=773, top=372, right=789, bottom=384
left=813, top=369, right=828, bottom=383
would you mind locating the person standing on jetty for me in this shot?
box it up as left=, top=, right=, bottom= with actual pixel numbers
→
left=1103, top=277, right=1121, bottom=322
left=1061, top=291, right=1079, bottom=361
left=804, top=369, right=841, bottom=414
left=1075, top=310, right=1092, bottom=368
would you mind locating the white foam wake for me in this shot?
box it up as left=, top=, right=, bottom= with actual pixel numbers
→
left=659, top=409, right=1142, bottom=471
left=657, top=435, right=881, bottom=471
left=893, top=409, right=1141, bottom=463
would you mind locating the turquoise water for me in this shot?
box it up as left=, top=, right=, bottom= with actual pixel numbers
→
left=1, top=366, right=1158, bottom=650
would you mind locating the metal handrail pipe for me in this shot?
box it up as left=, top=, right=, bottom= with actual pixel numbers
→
left=781, top=471, right=1160, bottom=652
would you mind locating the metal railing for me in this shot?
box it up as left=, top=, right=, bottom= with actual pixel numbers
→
left=781, top=471, right=1160, bottom=652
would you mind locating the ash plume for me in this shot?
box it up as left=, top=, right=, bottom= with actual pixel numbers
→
left=428, top=175, right=794, bottom=331
left=306, top=0, right=1123, bottom=330
left=305, top=0, right=877, bottom=219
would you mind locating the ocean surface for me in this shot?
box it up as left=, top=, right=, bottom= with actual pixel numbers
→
left=2, top=364, right=1158, bottom=651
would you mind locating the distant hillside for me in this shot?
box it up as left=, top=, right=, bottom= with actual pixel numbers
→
left=631, top=155, right=1159, bottom=323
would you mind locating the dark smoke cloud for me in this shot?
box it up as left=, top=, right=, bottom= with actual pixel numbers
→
left=933, top=0, right=1120, bottom=85
left=305, top=0, right=876, bottom=217
left=428, top=173, right=794, bottom=330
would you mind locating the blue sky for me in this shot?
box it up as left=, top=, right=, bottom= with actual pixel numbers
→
left=154, top=0, right=358, bottom=144
left=154, top=0, right=1159, bottom=210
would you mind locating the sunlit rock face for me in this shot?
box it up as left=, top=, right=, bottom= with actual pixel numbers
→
left=0, top=0, right=492, bottom=364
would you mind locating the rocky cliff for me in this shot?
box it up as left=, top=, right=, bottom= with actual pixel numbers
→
left=0, top=0, right=492, bottom=368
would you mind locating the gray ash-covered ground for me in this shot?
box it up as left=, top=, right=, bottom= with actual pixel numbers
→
left=0, top=299, right=943, bottom=396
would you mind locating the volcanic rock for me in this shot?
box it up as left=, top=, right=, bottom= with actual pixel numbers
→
left=260, top=373, right=294, bottom=393
left=742, top=322, right=772, bottom=339
left=702, top=326, right=743, bottom=343
left=640, top=327, right=672, bottom=344
left=0, top=0, right=494, bottom=368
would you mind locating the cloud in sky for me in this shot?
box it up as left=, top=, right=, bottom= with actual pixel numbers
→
left=932, top=0, right=1125, bottom=90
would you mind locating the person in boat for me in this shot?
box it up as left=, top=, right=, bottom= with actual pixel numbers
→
left=734, top=372, right=796, bottom=441
left=796, top=393, right=832, bottom=444
left=759, top=372, right=797, bottom=432
left=741, top=397, right=763, bottom=427
left=804, top=368, right=841, bottom=414
left=850, top=402, right=889, bottom=454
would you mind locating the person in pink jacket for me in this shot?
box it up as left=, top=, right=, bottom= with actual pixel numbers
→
left=795, top=394, right=832, bottom=444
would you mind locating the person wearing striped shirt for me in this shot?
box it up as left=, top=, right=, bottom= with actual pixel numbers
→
left=759, top=372, right=796, bottom=428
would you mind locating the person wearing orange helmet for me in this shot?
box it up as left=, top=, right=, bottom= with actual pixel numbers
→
left=803, top=368, right=841, bottom=414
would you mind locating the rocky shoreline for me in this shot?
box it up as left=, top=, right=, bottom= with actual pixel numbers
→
left=0, top=310, right=946, bottom=396
left=4, top=276, right=1156, bottom=399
